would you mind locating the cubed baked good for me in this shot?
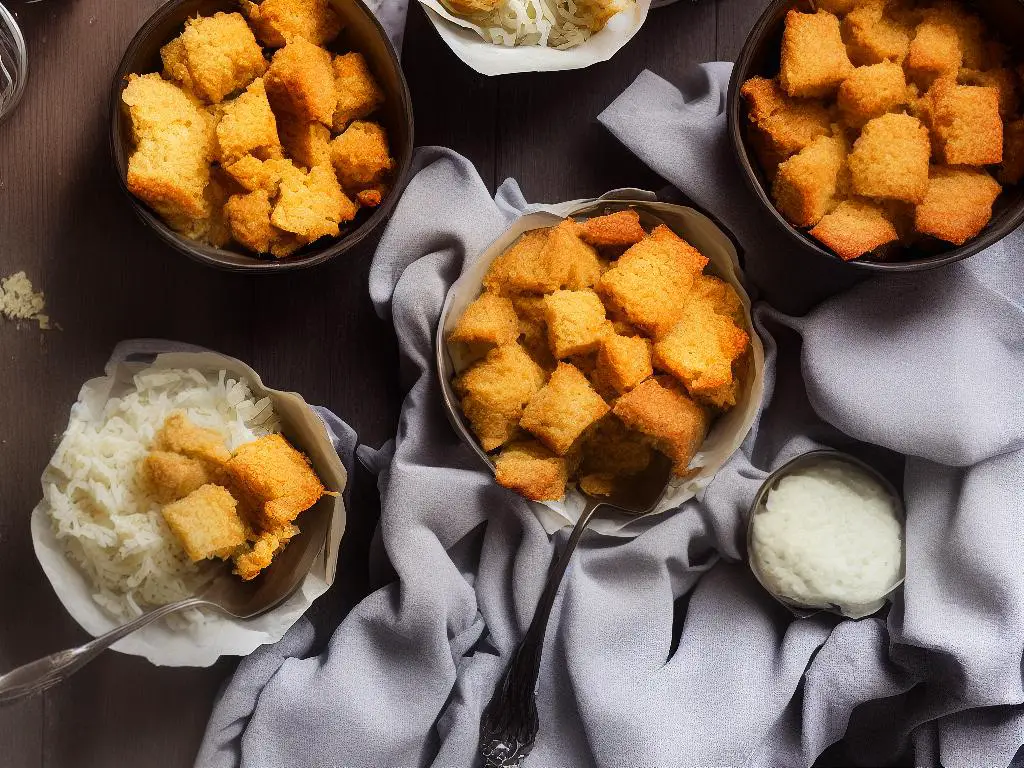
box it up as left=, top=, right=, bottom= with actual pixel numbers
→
left=511, top=295, right=554, bottom=369
left=848, top=113, right=930, bottom=203
left=264, top=37, right=336, bottom=125
left=578, top=210, right=647, bottom=248
left=578, top=415, right=652, bottom=479
left=271, top=163, right=358, bottom=243
left=277, top=113, right=332, bottom=169
left=142, top=451, right=216, bottom=503
left=449, top=292, right=520, bottom=348
left=226, top=434, right=325, bottom=528
left=808, top=198, right=899, bottom=260
left=772, top=134, right=848, bottom=228
left=914, top=166, right=1002, bottom=245
left=162, top=484, right=249, bottom=562
left=960, top=67, right=1020, bottom=118
left=483, top=229, right=561, bottom=294
left=166, top=12, right=268, bottom=104
left=740, top=77, right=833, bottom=172
left=233, top=525, right=299, bottom=580
left=928, top=1, right=986, bottom=69
left=905, top=15, right=963, bottom=86
left=544, top=220, right=604, bottom=290
left=494, top=440, right=570, bottom=502
left=653, top=301, right=749, bottom=398
left=333, top=52, right=386, bottom=131
left=455, top=344, right=547, bottom=451
left=595, top=334, right=652, bottom=394
left=928, top=80, right=1003, bottom=166
left=223, top=155, right=293, bottom=194
left=691, top=275, right=745, bottom=325
left=330, top=121, right=395, bottom=192
left=520, top=363, right=610, bottom=455
left=779, top=10, right=854, bottom=98
left=612, top=377, right=709, bottom=476
left=1001, top=119, right=1024, bottom=185
left=842, top=1, right=913, bottom=66
left=838, top=62, right=909, bottom=127
left=650, top=225, right=709, bottom=274
left=226, top=190, right=280, bottom=255
left=698, top=376, right=744, bottom=411
left=543, top=290, right=611, bottom=359
left=154, top=413, right=231, bottom=467
left=215, top=78, right=281, bottom=164
left=240, top=0, right=342, bottom=47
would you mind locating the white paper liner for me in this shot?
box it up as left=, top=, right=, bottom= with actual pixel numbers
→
left=419, top=0, right=652, bottom=76
left=30, top=348, right=348, bottom=667
left=440, top=191, right=766, bottom=537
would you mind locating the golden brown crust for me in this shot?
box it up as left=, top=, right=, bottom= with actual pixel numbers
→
left=162, top=484, right=249, bottom=562
left=842, top=1, right=912, bottom=66
left=215, top=78, right=281, bottom=165
left=914, top=166, right=1002, bottom=245
left=449, top=292, right=520, bottom=348
left=264, top=37, right=336, bottom=125
left=779, top=10, right=854, bottom=98
left=959, top=67, right=1020, bottom=119
left=232, top=524, right=299, bottom=580
left=578, top=210, right=647, bottom=248
left=277, top=112, right=332, bottom=169
left=330, top=120, right=395, bottom=193
left=240, top=0, right=341, bottom=48
left=226, top=434, right=325, bottom=529
left=494, top=440, right=569, bottom=502
left=928, top=80, right=1003, bottom=166
left=772, top=134, right=848, bottom=227
left=271, top=163, right=357, bottom=243
left=545, top=220, right=604, bottom=290
left=595, top=334, right=652, bottom=394
left=141, top=451, right=215, bottom=503
left=740, top=77, right=832, bottom=168
left=176, top=12, right=268, bottom=104
left=809, top=198, right=899, bottom=260
left=652, top=300, right=749, bottom=398
left=543, top=290, right=611, bottom=359
left=520, top=362, right=610, bottom=456
left=837, top=62, right=909, bottom=128
left=849, top=113, right=931, bottom=203
left=333, top=52, right=386, bottom=132
left=905, top=15, right=962, bottom=87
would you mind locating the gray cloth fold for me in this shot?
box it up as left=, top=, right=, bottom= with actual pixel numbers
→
left=198, top=64, right=1024, bottom=768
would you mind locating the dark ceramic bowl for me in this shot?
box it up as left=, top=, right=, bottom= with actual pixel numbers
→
left=111, top=0, right=414, bottom=272
left=726, top=0, right=1024, bottom=272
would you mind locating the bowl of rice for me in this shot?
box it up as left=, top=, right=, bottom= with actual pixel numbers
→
left=30, top=342, right=347, bottom=667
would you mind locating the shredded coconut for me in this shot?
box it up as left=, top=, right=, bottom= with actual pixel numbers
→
left=0, top=270, right=52, bottom=329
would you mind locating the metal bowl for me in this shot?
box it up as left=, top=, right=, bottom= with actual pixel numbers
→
left=110, top=0, right=414, bottom=272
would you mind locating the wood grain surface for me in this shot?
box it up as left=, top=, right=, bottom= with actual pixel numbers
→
left=0, top=1, right=765, bottom=765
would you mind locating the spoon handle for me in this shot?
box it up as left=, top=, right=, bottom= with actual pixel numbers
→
left=0, top=596, right=209, bottom=705
left=479, top=499, right=603, bottom=767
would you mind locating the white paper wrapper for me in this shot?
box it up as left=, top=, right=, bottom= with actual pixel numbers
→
left=419, top=0, right=652, bottom=76
left=30, top=345, right=348, bottom=667
left=439, top=191, right=766, bottom=537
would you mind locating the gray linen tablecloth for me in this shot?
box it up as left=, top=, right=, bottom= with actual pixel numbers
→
left=197, top=64, right=1024, bottom=768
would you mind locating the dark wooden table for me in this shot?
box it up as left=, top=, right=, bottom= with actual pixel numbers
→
left=0, top=1, right=764, bottom=765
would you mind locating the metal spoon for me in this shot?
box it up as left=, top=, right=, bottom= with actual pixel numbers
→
left=0, top=495, right=333, bottom=705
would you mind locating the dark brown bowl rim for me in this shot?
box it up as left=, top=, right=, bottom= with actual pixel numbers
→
left=109, top=0, right=415, bottom=274
left=725, top=0, right=1024, bottom=273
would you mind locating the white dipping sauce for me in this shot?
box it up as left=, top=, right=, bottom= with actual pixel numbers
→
left=750, top=459, right=903, bottom=619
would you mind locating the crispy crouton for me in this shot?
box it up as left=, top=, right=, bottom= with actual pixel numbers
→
left=698, top=376, right=744, bottom=411
left=200, top=170, right=234, bottom=248
left=223, top=154, right=291, bottom=193
left=172, top=12, right=268, bottom=104
left=928, top=80, right=1003, bottom=166
left=240, top=0, right=341, bottom=47
left=494, top=440, right=569, bottom=502
left=264, top=37, right=336, bottom=125
left=960, top=68, right=1019, bottom=118
left=649, top=225, right=709, bottom=274
left=142, top=451, right=215, bottom=503
left=842, top=1, right=912, bottom=65
left=162, top=484, right=249, bottom=562
left=928, top=1, right=986, bottom=69
left=122, top=74, right=214, bottom=223
left=691, top=275, right=745, bottom=325
left=160, top=37, right=194, bottom=93
left=740, top=77, right=833, bottom=171
left=612, top=377, right=709, bottom=476
left=227, top=434, right=325, bottom=528
left=849, top=113, right=931, bottom=203
left=545, top=220, right=603, bottom=289
left=520, top=363, right=610, bottom=455
left=809, top=198, right=899, bottom=260
left=838, top=61, right=909, bottom=127
left=595, top=334, right=652, bottom=394
left=915, top=166, right=1001, bottom=246
left=271, top=162, right=358, bottom=243
left=543, top=290, right=611, bottom=359
left=779, top=11, right=854, bottom=98
left=232, top=524, right=299, bottom=580
left=905, top=15, right=962, bottom=86
left=1001, top=119, right=1024, bottom=185
left=512, top=295, right=556, bottom=370
left=653, top=301, right=749, bottom=398
left=483, top=229, right=564, bottom=295
left=277, top=112, right=332, bottom=169
left=330, top=120, right=395, bottom=192
left=772, top=134, right=848, bottom=227
left=455, top=344, right=547, bottom=451
left=578, top=414, right=652, bottom=479
left=578, top=209, right=647, bottom=248
left=225, top=189, right=300, bottom=256
left=155, top=413, right=232, bottom=467
left=215, top=78, right=281, bottom=165
left=598, top=238, right=698, bottom=337
left=450, top=292, right=520, bottom=348
left=333, top=52, right=386, bottom=131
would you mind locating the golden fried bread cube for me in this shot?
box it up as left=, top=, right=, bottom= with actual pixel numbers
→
left=122, top=74, right=214, bottom=223
left=928, top=80, right=1003, bottom=166
left=960, top=68, right=1020, bottom=119
left=512, top=295, right=556, bottom=370
left=612, top=377, right=709, bottom=476
left=520, top=363, right=610, bottom=455
left=740, top=77, right=833, bottom=173
left=809, top=198, right=899, bottom=260
left=455, top=344, right=547, bottom=451
left=595, top=334, right=652, bottom=395
left=494, top=440, right=569, bottom=502
left=691, top=275, right=745, bottom=325
left=849, top=113, right=930, bottom=203
left=199, top=170, right=234, bottom=248
left=772, top=134, right=847, bottom=228
left=578, top=415, right=652, bottom=479
left=225, top=189, right=301, bottom=255
left=483, top=229, right=564, bottom=295
left=698, top=376, right=744, bottom=411
left=277, top=112, right=332, bottom=169
left=330, top=121, right=395, bottom=192
left=333, top=52, right=386, bottom=131
left=162, top=484, right=248, bottom=562
left=215, top=78, right=282, bottom=165
left=779, top=10, right=854, bottom=98
left=915, top=167, right=1002, bottom=246
left=905, top=16, right=962, bottom=86
left=160, top=37, right=194, bottom=93
left=227, top=434, right=325, bottom=528
left=223, top=155, right=289, bottom=193
left=264, top=37, right=336, bottom=125
left=271, top=162, right=358, bottom=243
left=142, top=451, right=215, bottom=503
left=838, top=62, right=909, bottom=127
left=842, top=1, right=912, bottom=66
left=928, top=1, right=986, bottom=69
left=241, top=0, right=341, bottom=47
left=173, top=12, right=268, bottom=104
left=449, top=292, right=520, bottom=348
left=598, top=238, right=697, bottom=337
left=1001, top=119, right=1024, bottom=185
left=544, top=220, right=603, bottom=290
left=578, top=210, right=646, bottom=248
left=155, top=413, right=232, bottom=467
left=653, top=301, right=749, bottom=398
left=232, top=524, right=299, bottom=580
left=543, top=290, right=611, bottom=359
left=649, top=225, right=709, bottom=275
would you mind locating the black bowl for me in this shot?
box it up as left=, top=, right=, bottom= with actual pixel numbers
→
left=111, top=0, right=414, bottom=272
left=726, top=0, right=1024, bottom=272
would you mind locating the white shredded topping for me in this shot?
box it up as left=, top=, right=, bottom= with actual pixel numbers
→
left=461, top=0, right=630, bottom=48
left=0, top=270, right=52, bottom=329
